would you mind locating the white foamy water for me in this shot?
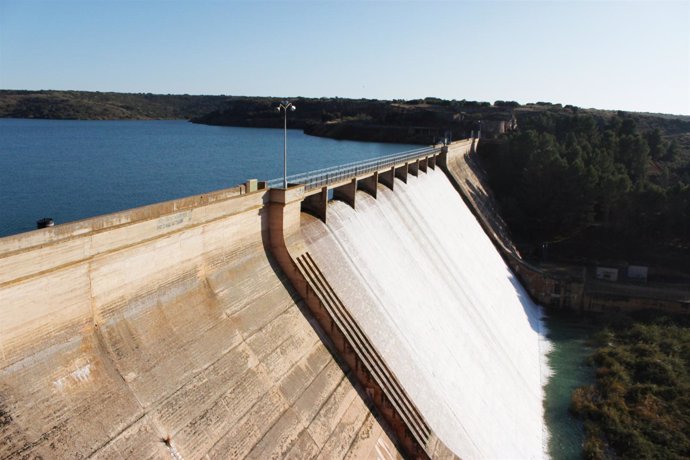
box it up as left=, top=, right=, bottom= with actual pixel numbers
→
left=301, top=168, right=550, bottom=459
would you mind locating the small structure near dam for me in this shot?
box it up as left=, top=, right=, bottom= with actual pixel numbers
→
left=1, top=139, right=549, bottom=459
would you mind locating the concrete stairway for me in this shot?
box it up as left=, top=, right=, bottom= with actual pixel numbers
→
left=295, top=251, right=432, bottom=457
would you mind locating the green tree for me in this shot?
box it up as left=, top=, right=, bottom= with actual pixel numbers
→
left=618, top=133, right=650, bottom=184
left=666, top=139, right=680, bottom=161
left=646, top=128, right=667, bottom=160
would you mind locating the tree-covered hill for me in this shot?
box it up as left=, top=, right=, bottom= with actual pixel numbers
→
left=478, top=108, right=690, bottom=271
left=190, top=96, right=475, bottom=144
left=3, top=90, right=688, bottom=151
left=0, top=90, right=231, bottom=120
left=0, top=91, right=487, bottom=143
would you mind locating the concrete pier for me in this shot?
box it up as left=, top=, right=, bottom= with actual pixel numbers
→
left=301, top=186, right=328, bottom=222
left=409, top=159, right=419, bottom=177
left=333, top=178, right=357, bottom=209
left=357, top=171, right=378, bottom=199
left=379, top=167, right=396, bottom=191
left=395, top=164, right=408, bottom=183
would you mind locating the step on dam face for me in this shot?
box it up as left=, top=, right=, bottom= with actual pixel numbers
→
left=0, top=190, right=401, bottom=459
left=301, top=168, right=551, bottom=459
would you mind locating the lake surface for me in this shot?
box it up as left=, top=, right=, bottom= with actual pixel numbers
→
left=0, top=119, right=417, bottom=237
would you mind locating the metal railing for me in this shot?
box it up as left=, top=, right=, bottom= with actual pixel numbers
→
left=267, top=146, right=441, bottom=191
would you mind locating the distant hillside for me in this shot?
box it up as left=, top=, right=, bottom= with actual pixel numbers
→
left=194, top=97, right=690, bottom=149
left=2, top=90, right=689, bottom=150
left=0, top=91, right=513, bottom=144
left=514, top=103, right=690, bottom=155
left=191, top=96, right=480, bottom=144
left=0, top=90, right=230, bottom=120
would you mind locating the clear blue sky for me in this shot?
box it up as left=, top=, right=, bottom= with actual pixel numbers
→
left=1, top=0, right=688, bottom=115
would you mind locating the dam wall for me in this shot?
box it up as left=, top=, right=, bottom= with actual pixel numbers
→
left=2, top=138, right=556, bottom=460
left=0, top=185, right=401, bottom=459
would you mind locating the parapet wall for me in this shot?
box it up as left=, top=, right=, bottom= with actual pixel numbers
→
left=0, top=185, right=400, bottom=458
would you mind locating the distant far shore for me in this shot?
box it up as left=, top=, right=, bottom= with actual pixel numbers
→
left=2, top=89, right=689, bottom=146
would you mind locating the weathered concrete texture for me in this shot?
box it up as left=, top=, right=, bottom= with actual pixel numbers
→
left=0, top=187, right=401, bottom=459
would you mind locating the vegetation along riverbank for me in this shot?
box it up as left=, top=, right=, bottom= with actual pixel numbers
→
left=570, top=311, right=690, bottom=459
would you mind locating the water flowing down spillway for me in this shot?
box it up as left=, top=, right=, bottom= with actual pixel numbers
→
left=301, top=168, right=551, bottom=459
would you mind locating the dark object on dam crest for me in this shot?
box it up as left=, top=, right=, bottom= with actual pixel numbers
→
left=36, top=217, right=54, bottom=229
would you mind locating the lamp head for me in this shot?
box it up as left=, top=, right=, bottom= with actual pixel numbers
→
left=290, top=105, right=296, bottom=111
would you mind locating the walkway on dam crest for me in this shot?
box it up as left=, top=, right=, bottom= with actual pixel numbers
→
left=268, top=145, right=448, bottom=223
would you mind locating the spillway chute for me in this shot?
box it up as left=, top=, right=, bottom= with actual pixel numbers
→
left=302, top=168, right=551, bottom=459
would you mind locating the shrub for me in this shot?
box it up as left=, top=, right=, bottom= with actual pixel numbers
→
left=571, top=314, right=690, bottom=459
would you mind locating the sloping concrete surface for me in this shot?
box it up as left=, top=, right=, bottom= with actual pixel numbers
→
left=0, top=188, right=400, bottom=459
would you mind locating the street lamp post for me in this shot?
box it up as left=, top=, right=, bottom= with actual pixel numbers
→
left=276, top=101, right=296, bottom=189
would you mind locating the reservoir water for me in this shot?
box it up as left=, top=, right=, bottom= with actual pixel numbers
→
left=0, top=118, right=416, bottom=237
left=0, top=118, right=591, bottom=458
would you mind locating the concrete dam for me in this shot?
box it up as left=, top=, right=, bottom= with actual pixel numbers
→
left=0, top=140, right=548, bottom=459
